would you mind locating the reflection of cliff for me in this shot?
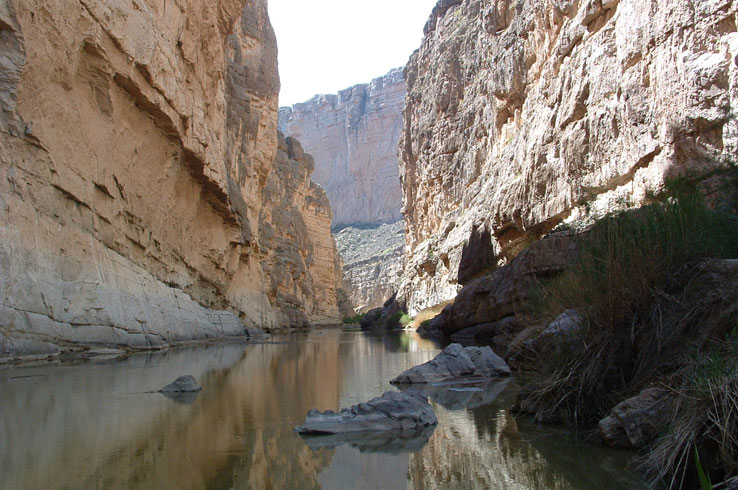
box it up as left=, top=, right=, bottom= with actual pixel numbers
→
left=409, top=386, right=647, bottom=490
left=0, top=338, right=342, bottom=489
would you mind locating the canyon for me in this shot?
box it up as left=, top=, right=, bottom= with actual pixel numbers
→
left=0, top=0, right=342, bottom=360
left=279, top=69, right=407, bottom=311
left=278, top=68, right=405, bottom=229
left=399, top=0, right=738, bottom=316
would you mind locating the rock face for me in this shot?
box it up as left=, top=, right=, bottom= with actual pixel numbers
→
left=259, top=134, right=343, bottom=327
left=295, top=390, right=438, bottom=434
left=279, top=68, right=406, bottom=229
left=399, top=0, right=738, bottom=315
left=390, top=343, right=510, bottom=384
left=0, top=0, right=341, bottom=359
left=419, top=233, right=578, bottom=341
left=334, top=220, right=405, bottom=312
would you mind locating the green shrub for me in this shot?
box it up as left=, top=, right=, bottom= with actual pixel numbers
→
left=342, top=313, right=365, bottom=325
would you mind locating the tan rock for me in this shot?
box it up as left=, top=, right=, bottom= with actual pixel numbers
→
left=400, top=0, right=738, bottom=315
left=279, top=68, right=405, bottom=228
left=0, top=0, right=340, bottom=358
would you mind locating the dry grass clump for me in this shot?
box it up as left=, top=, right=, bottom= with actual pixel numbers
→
left=522, top=181, right=738, bottom=485
left=644, top=334, right=738, bottom=489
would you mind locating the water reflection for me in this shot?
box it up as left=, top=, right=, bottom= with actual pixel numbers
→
left=302, top=426, right=436, bottom=453
left=0, top=330, right=649, bottom=489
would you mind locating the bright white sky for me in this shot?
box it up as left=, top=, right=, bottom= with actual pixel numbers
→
left=268, top=0, right=439, bottom=107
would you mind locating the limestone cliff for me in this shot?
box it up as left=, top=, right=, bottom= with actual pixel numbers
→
left=334, top=220, right=404, bottom=312
left=278, top=68, right=405, bottom=229
left=259, top=134, right=342, bottom=326
left=0, top=0, right=341, bottom=359
left=400, top=0, right=738, bottom=315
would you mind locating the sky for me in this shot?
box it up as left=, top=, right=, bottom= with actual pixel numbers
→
left=268, top=0, right=439, bottom=107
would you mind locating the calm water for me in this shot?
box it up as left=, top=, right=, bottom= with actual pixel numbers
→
left=0, top=330, right=649, bottom=489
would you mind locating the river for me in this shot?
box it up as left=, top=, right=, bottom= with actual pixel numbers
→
left=0, top=329, right=650, bottom=489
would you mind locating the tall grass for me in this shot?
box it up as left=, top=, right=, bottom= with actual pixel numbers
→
left=645, top=330, right=738, bottom=488
left=525, top=181, right=738, bottom=427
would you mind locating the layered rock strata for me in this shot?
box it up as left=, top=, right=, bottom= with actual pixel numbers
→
left=279, top=68, right=406, bottom=228
left=0, top=0, right=341, bottom=359
left=259, top=134, right=342, bottom=327
left=334, top=220, right=405, bottom=312
left=400, top=0, right=738, bottom=315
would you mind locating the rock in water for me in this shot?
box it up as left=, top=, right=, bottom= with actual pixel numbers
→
left=295, top=391, right=437, bottom=434
left=160, top=376, right=202, bottom=393
left=390, top=343, right=510, bottom=384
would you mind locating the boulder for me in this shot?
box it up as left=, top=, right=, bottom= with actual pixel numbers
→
left=160, top=375, right=202, bottom=393
left=598, top=388, right=673, bottom=449
left=418, top=234, right=579, bottom=339
left=390, top=343, right=510, bottom=384
left=295, top=391, right=437, bottom=434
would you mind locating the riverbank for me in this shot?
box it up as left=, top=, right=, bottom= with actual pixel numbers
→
left=374, top=183, right=738, bottom=488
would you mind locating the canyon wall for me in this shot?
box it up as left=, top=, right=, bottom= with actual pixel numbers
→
left=334, top=220, right=404, bottom=312
left=278, top=68, right=405, bottom=229
left=400, top=0, right=738, bottom=315
left=0, top=0, right=341, bottom=359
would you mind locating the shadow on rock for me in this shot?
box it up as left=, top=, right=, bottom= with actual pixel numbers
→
left=398, top=378, right=511, bottom=411
left=301, top=425, right=436, bottom=454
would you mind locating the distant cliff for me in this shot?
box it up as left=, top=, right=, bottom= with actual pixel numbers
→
left=0, top=0, right=341, bottom=360
left=279, top=68, right=405, bottom=229
left=399, top=0, right=738, bottom=315
left=334, top=221, right=404, bottom=312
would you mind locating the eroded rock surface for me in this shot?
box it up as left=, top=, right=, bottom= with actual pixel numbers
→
left=400, top=0, right=738, bottom=315
left=295, top=391, right=437, bottom=434
left=0, top=0, right=341, bottom=359
left=334, top=220, right=405, bottom=312
left=279, top=68, right=405, bottom=228
left=390, top=343, right=510, bottom=384
left=419, top=233, right=578, bottom=340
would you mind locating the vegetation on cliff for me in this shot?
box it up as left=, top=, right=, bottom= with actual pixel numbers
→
left=521, top=178, right=738, bottom=487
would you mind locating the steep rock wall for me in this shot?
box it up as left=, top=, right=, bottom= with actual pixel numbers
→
left=0, top=0, right=340, bottom=359
left=400, top=0, right=738, bottom=314
left=334, top=220, right=405, bottom=312
left=259, top=134, right=342, bottom=326
left=279, top=68, right=405, bottom=228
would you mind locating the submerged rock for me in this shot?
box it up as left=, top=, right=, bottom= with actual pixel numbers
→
left=390, top=343, right=510, bottom=384
left=295, top=391, right=437, bottom=434
left=160, top=375, right=202, bottom=393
